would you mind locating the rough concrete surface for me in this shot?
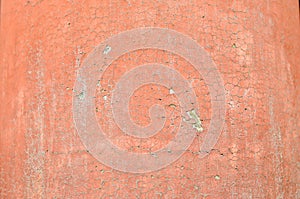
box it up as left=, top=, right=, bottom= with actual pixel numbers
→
left=0, top=0, right=299, bottom=198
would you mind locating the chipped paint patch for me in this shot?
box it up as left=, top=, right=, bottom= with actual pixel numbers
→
left=78, top=91, right=85, bottom=100
left=169, top=88, right=175, bottom=94
left=215, top=175, right=221, bottom=180
left=187, top=109, right=203, bottom=132
left=103, top=45, right=112, bottom=55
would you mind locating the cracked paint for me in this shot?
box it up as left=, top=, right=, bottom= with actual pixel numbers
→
left=0, top=0, right=299, bottom=198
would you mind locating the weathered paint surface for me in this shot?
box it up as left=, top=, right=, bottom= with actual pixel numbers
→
left=1, top=0, right=299, bottom=198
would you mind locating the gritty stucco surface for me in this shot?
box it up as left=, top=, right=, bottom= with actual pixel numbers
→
left=0, top=0, right=299, bottom=198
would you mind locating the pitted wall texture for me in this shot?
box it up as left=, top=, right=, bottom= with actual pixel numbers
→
left=0, top=0, right=299, bottom=198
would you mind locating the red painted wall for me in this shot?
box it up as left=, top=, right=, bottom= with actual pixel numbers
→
left=1, top=0, right=299, bottom=198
